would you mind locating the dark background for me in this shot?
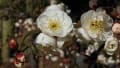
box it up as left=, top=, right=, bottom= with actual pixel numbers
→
left=61, top=0, right=119, bottom=21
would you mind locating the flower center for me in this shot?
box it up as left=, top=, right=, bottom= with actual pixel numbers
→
left=89, top=20, right=104, bottom=33
left=107, top=44, right=115, bottom=49
left=48, top=19, right=61, bottom=32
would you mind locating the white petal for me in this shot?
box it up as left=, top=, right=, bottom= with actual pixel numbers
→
left=57, top=37, right=66, bottom=48
left=35, top=33, right=56, bottom=47
left=45, top=4, right=62, bottom=11
left=77, top=27, right=91, bottom=41
left=24, top=18, right=33, bottom=25
left=56, top=48, right=64, bottom=57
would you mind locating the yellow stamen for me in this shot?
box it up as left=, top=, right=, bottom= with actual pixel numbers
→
left=48, top=19, right=61, bottom=32
left=89, top=20, right=104, bottom=34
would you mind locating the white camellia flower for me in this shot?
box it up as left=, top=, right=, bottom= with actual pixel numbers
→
left=35, top=33, right=56, bottom=47
left=104, top=36, right=118, bottom=55
left=37, top=4, right=73, bottom=37
left=80, top=9, right=113, bottom=41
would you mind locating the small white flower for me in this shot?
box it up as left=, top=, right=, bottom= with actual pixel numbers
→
left=97, top=54, right=106, bottom=64
left=85, top=44, right=95, bottom=56
left=107, top=57, right=115, bottom=64
left=51, top=56, right=58, bottom=62
left=104, top=36, right=118, bottom=55
left=116, top=59, right=120, bottom=63
left=80, top=9, right=113, bottom=41
left=24, top=18, right=33, bottom=25
left=15, top=22, right=20, bottom=27
left=37, top=5, right=73, bottom=37
left=35, top=33, right=56, bottom=47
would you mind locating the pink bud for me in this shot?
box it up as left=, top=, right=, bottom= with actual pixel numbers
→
left=16, top=52, right=25, bottom=62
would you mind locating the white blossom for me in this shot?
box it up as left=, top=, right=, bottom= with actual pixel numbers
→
left=37, top=5, right=73, bottom=37
left=104, top=36, right=118, bottom=55
left=80, top=9, right=113, bottom=41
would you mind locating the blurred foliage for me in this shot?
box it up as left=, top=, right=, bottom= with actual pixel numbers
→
left=0, top=0, right=48, bottom=20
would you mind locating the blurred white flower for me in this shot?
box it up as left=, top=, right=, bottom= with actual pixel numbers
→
left=23, top=18, right=35, bottom=31
left=80, top=9, right=113, bottom=41
left=97, top=54, right=106, bottom=64
left=51, top=56, right=58, bottom=62
left=107, top=57, right=115, bottom=64
left=85, top=42, right=99, bottom=56
left=104, top=36, right=118, bottom=55
left=37, top=5, right=73, bottom=37
left=15, top=22, right=20, bottom=27
left=24, top=18, right=33, bottom=25
left=35, top=33, right=56, bottom=47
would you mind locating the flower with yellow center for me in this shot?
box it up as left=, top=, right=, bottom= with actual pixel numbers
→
left=104, top=36, right=118, bottom=55
left=80, top=10, right=113, bottom=41
left=48, top=19, right=62, bottom=32
left=37, top=5, right=73, bottom=37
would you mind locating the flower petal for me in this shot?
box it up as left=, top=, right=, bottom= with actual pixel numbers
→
left=77, top=27, right=91, bottom=41
left=35, top=33, right=56, bottom=47
left=57, top=37, right=67, bottom=48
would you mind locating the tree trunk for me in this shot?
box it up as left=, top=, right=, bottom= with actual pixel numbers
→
left=1, top=18, right=12, bottom=63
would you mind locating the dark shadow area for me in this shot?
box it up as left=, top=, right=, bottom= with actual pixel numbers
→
left=62, top=0, right=119, bottom=21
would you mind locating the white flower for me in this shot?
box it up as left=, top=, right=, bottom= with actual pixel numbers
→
left=80, top=9, right=113, bottom=41
left=107, top=57, right=115, bottom=64
left=97, top=54, right=106, bottom=64
left=51, top=56, right=58, bottom=62
left=85, top=42, right=99, bottom=56
left=24, top=18, right=33, bottom=25
left=35, top=33, right=56, bottom=47
left=37, top=5, right=73, bottom=37
left=104, top=36, right=118, bottom=55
